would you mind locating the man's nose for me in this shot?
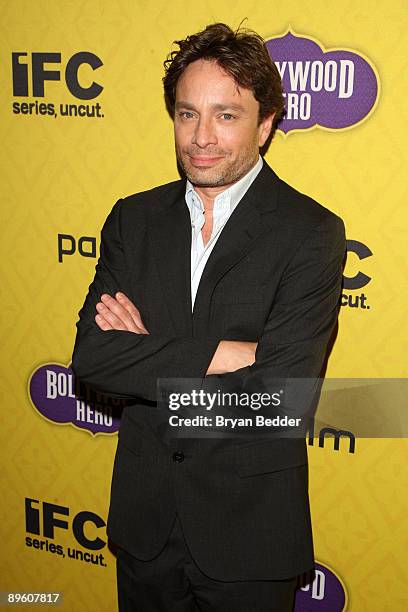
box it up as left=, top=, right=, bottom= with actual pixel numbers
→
left=192, top=117, right=217, bottom=148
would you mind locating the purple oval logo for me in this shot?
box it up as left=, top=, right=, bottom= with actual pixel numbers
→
left=28, top=362, right=123, bottom=435
left=294, top=561, right=347, bottom=611
left=266, top=29, right=379, bottom=134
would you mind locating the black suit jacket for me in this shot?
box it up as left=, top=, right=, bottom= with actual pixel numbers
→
left=71, top=158, right=346, bottom=580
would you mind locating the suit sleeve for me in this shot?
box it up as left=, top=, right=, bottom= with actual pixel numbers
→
left=251, top=212, right=346, bottom=377
left=71, top=199, right=220, bottom=401
left=206, top=212, right=346, bottom=419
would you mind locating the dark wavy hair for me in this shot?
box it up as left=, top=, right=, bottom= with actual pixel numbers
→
left=163, top=22, right=285, bottom=139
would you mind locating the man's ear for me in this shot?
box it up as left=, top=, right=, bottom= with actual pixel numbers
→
left=258, top=112, right=275, bottom=147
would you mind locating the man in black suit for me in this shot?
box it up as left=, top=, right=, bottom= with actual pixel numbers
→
left=72, top=22, right=346, bottom=612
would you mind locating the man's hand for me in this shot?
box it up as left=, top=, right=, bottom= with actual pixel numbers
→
left=206, top=340, right=257, bottom=375
left=95, top=292, right=149, bottom=334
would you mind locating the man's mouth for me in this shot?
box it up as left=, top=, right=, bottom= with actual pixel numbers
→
left=188, top=155, right=224, bottom=167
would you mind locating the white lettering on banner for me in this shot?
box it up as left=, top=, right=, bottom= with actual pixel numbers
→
left=275, top=60, right=354, bottom=97
left=284, top=92, right=311, bottom=120
left=300, top=569, right=326, bottom=600
left=76, top=400, right=112, bottom=426
left=46, top=370, right=76, bottom=399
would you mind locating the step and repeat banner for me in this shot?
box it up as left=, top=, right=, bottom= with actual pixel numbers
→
left=1, top=1, right=407, bottom=610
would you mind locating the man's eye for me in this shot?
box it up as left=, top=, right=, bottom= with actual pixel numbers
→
left=221, top=113, right=234, bottom=120
left=180, top=111, right=194, bottom=119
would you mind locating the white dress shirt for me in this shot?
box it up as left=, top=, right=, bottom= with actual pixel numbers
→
left=185, top=154, right=263, bottom=310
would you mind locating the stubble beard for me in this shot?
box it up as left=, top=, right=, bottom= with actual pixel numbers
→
left=176, top=144, right=259, bottom=188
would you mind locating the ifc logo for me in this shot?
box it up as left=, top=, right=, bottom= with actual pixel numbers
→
left=11, top=52, right=103, bottom=119
left=12, top=52, right=103, bottom=99
left=341, top=239, right=372, bottom=310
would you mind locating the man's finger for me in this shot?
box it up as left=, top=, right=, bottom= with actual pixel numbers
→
left=115, top=292, right=149, bottom=334
left=95, top=314, right=114, bottom=330
left=100, top=294, right=138, bottom=331
left=95, top=311, right=147, bottom=334
left=96, top=296, right=148, bottom=334
left=115, top=291, right=144, bottom=317
left=97, top=301, right=141, bottom=332
left=96, top=303, right=130, bottom=330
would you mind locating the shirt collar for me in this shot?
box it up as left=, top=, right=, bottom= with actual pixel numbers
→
left=185, top=154, right=263, bottom=216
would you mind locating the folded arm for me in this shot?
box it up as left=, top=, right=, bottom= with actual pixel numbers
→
left=71, top=199, right=255, bottom=402
left=205, top=212, right=347, bottom=403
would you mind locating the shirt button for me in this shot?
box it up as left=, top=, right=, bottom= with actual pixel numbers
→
left=172, top=451, right=185, bottom=463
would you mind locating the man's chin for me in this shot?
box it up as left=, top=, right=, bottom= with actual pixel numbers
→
left=187, top=173, right=227, bottom=188
left=180, top=165, right=221, bottom=186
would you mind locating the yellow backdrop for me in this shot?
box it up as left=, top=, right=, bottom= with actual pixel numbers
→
left=1, top=1, right=407, bottom=610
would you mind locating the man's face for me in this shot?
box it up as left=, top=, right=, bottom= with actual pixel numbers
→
left=174, top=59, right=274, bottom=188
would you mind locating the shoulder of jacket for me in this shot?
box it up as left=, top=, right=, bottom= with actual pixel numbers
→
left=276, top=176, right=345, bottom=233
left=117, top=178, right=184, bottom=215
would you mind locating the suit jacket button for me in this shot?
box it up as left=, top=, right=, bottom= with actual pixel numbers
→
left=172, top=451, right=185, bottom=463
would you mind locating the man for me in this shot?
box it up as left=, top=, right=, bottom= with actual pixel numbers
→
left=72, top=22, right=346, bottom=612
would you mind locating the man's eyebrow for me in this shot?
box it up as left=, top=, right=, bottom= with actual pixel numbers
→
left=175, top=101, right=246, bottom=112
left=212, top=103, right=246, bottom=112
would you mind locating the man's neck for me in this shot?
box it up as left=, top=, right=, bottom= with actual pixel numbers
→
left=192, top=155, right=260, bottom=212
left=193, top=184, right=226, bottom=212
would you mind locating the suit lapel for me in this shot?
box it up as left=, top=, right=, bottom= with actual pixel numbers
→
left=150, top=160, right=281, bottom=336
left=192, top=161, right=280, bottom=325
left=150, top=181, right=193, bottom=335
